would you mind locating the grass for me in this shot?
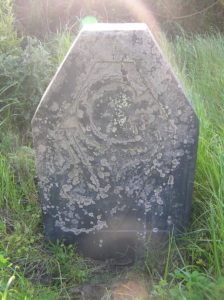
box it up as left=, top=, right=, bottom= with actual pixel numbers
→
left=0, top=132, right=91, bottom=299
left=149, top=33, right=224, bottom=299
left=0, top=16, right=224, bottom=299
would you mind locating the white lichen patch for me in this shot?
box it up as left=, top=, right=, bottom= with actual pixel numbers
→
left=168, top=175, right=174, bottom=185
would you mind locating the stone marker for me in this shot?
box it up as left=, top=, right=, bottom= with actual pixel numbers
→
left=32, top=23, right=199, bottom=260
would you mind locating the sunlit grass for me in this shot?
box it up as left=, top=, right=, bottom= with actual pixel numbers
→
left=150, top=33, right=224, bottom=299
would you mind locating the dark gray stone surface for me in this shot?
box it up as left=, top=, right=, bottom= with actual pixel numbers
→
left=32, top=23, right=199, bottom=260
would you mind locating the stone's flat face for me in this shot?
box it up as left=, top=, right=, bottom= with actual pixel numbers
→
left=32, top=23, right=199, bottom=259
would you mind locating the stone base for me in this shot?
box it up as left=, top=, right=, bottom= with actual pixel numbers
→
left=44, top=214, right=170, bottom=262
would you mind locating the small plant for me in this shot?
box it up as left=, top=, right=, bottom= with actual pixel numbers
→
left=152, top=268, right=224, bottom=300
left=49, top=242, right=90, bottom=285
left=0, top=0, right=20, bottom=54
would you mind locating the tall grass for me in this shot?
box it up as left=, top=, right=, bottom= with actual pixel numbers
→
left=173, top=33, right=224, bottom=271
left=0, top=4, right=91, bottom=298
left=151, top=33, right=224, bottom=299
left=0, top=0, right=20, bottom=53
left=0, top=1, right=75, bottom=137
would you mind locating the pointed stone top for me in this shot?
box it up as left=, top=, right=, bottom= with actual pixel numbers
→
left=82, top=23, right=148, bottom=32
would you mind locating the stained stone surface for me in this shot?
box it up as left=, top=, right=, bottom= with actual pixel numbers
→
left=32, top=23, right=199, bottom=260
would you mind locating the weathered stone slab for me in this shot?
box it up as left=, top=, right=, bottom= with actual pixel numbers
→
left=32, top=23, right=199, bottom=260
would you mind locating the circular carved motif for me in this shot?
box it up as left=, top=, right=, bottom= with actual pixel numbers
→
left=76, top=81, right=160, bottom=147
left=88, top=83, right=144, bottom=143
